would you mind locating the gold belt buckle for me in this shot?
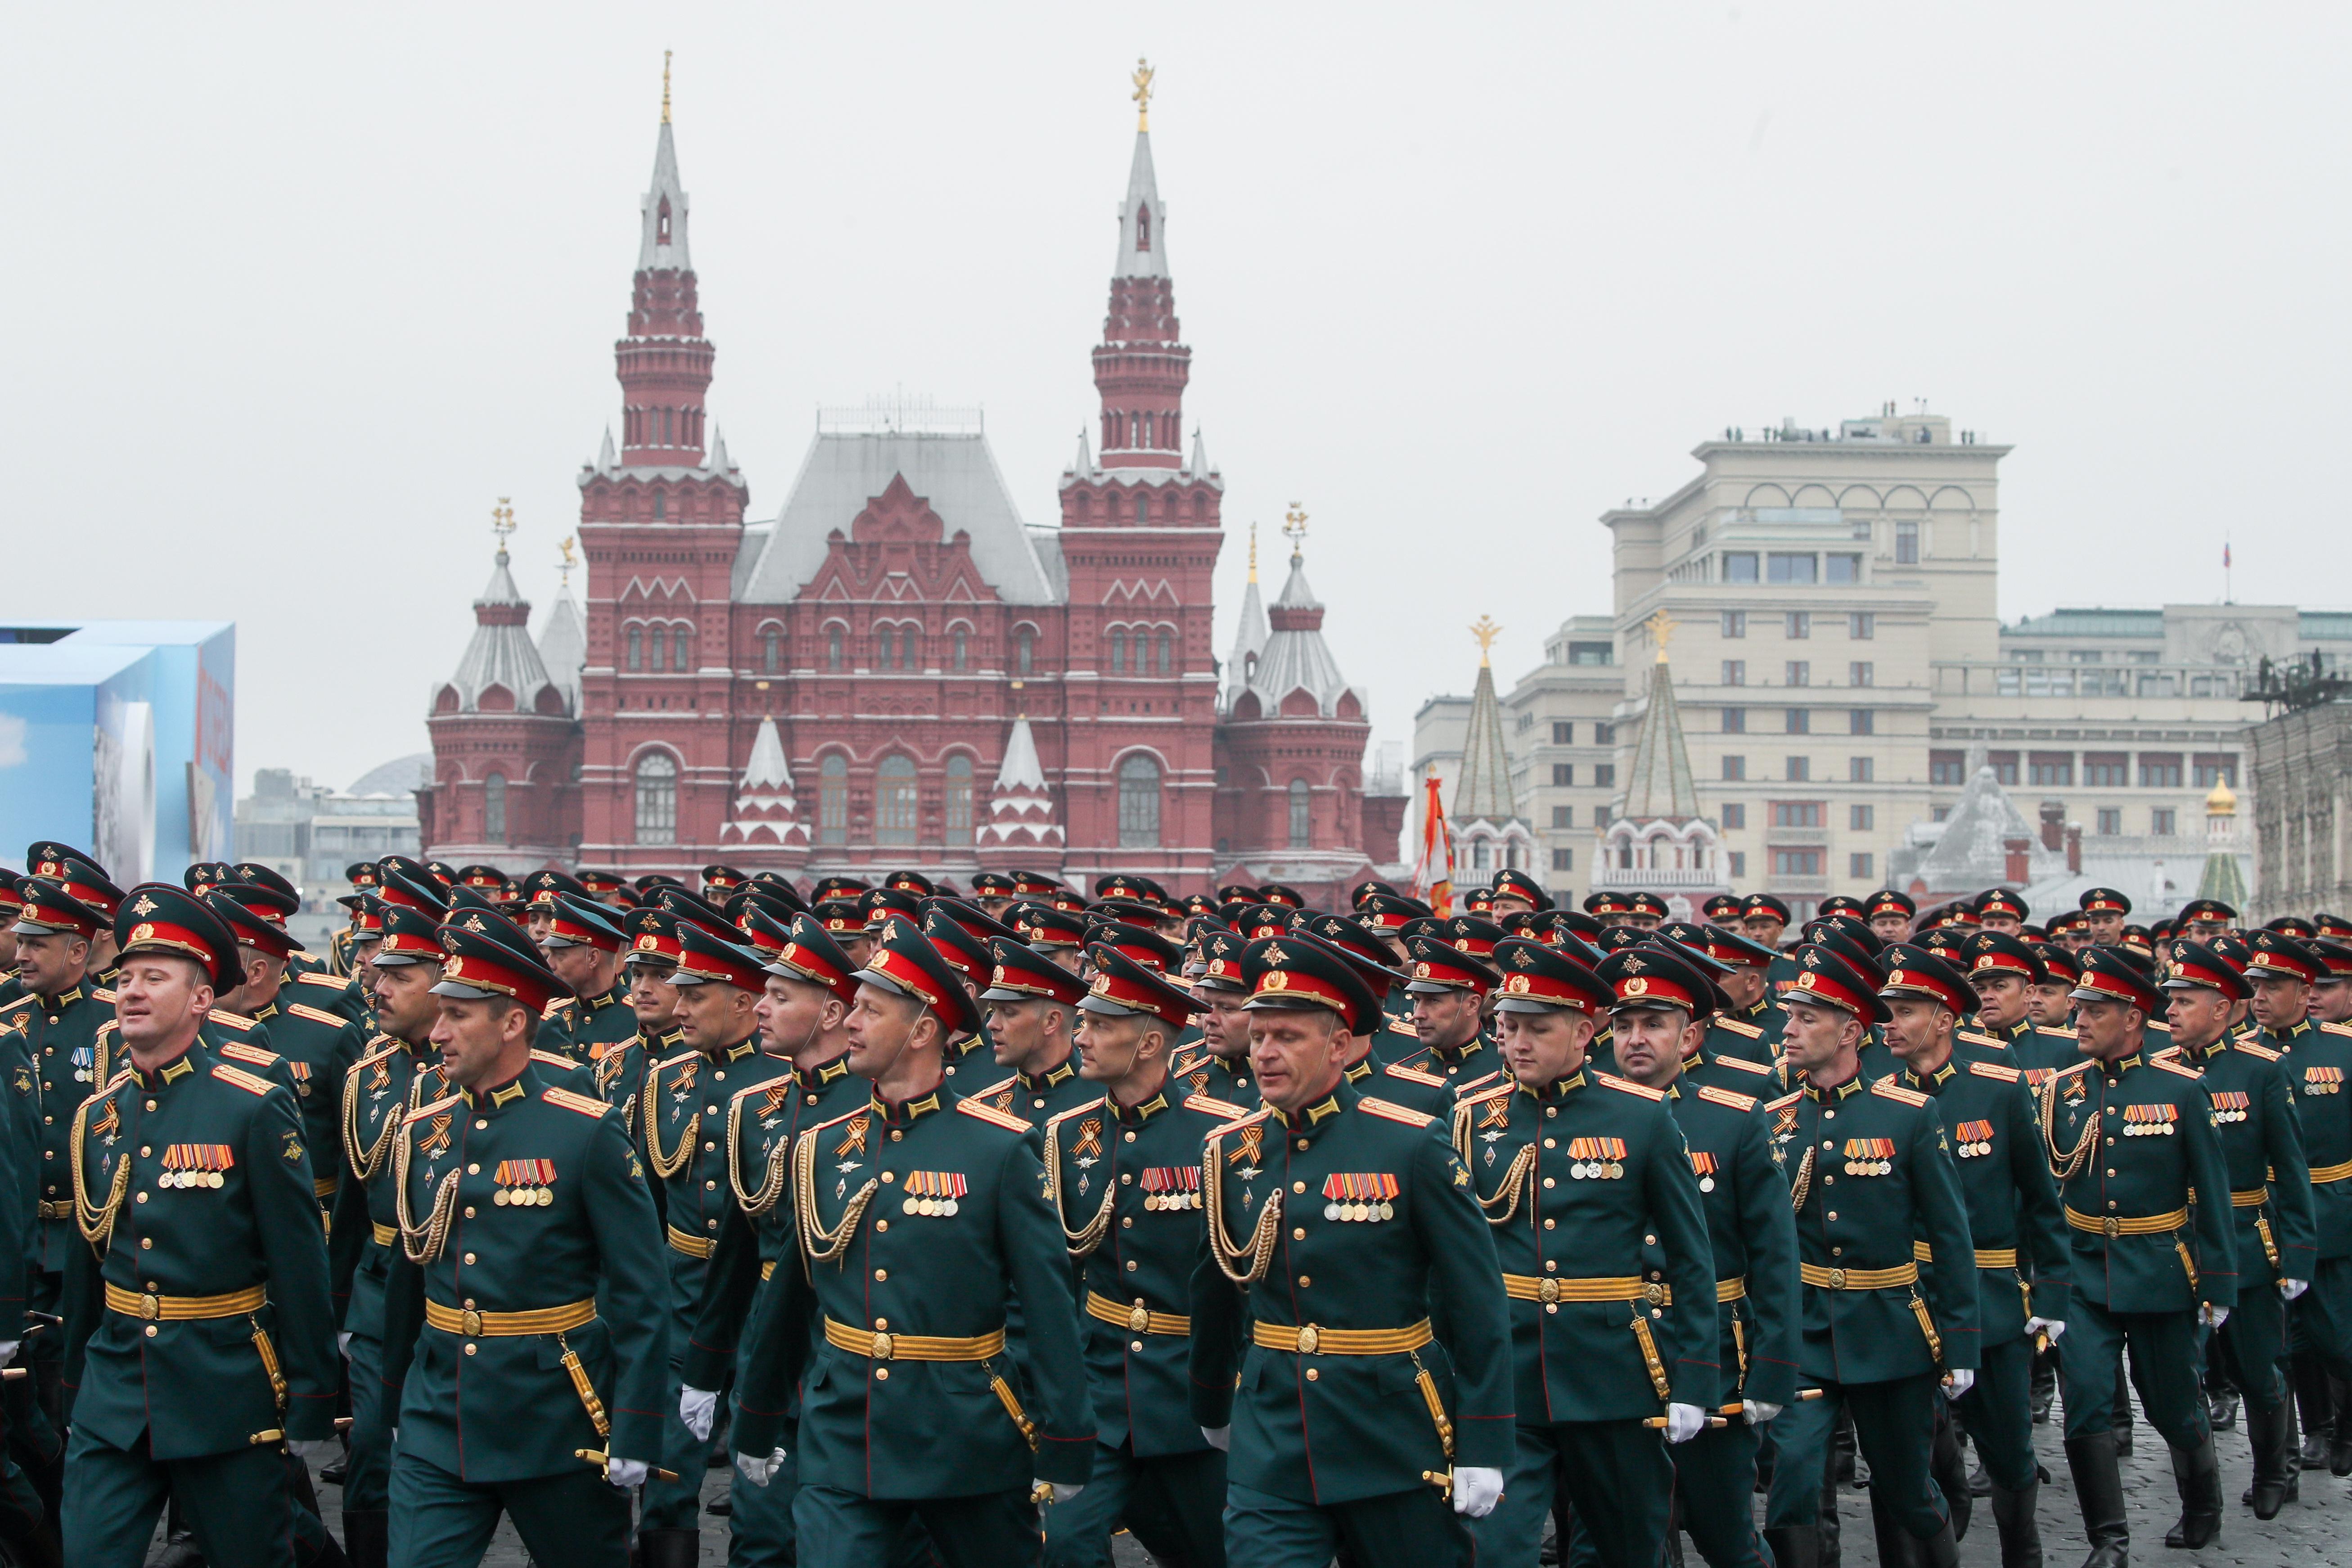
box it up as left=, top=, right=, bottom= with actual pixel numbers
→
left=2102, top=1217, right=2121, bottom=1239
left=1127, top=1301, right=1152, bottom=1334
left=1643, top=1281, right=1667, bottom=1306
left=1296, top=1323, right=1320, bottom=1355
left=1827, top=1268, right=1846, bottom=1290
left=460, top=1309, right=482, bottom=1338
left=1537, top=1279, right=1560, bottom=1305
left=137, top=1293, right=161, bottom=1321
left=870, top=1330, right=894, bottom=1361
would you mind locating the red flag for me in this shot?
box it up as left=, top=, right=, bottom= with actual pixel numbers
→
left=1412, top=773, right=1454, bottom=917
left=2223, top=542, right=2232, bottom=569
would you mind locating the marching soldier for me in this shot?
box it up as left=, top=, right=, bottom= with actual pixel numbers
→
left=608, top=907, right=688, bottom=1135
left=1487, top=870, right=1548, bottom=919
left=1171, top=929, right=1258, bottom=1107
left=2282, top=937, right=2352, bottom=1476
left=60, top=885, right=338, bottom=1568
left=728, top=924, right=1097, bottom=1565
left=326, top=887, right=453, bottom=1568
left=1457, top=938, right=1717, bottom=1568
left=1762, top=942, right=1979, bottom=1568
left=1877, top=945, right=2069, bottom=1568
left=1599, top=940, right=1800, bottom=1568
left=1038, top=944, right=1241, bottom=1568
left=677, top=911, right=870, bottom=1568
left=1865, top=890, right=1917, bottom=946
left=1386, top=921, right=1506, bottom=1111
left=2158, top=941, right=2315, bottom=1517
left=638, top=922, right=795, bottom=1561
left=2039, top=945, right=2237, bottom=1561
left=2079, top=889, right=2131, bottom=948
left=1670, top=923, right=1783, bottom=1063
left=2245, top=927, right=2322, bottom=1056
left=1974, top=889, right=2029, bottom=937
left=538, top=894, right=639, bottom=1069
left=970, top=933, right=1096, bottom=1129
left=1188, top=936, right=1514, bottom=1568
left=376, top=908, right=669, bottom=1568
left=1962, top=931, right=2077, bottom=1087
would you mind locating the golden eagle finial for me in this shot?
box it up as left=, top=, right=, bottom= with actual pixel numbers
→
left=1645, top=608, right=1677, bottom=664
left=1131, top=58, right=1155, bottom=131
left=1470, top=616, right=1502, bottom=667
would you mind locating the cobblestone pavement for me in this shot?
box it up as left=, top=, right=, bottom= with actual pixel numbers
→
left=234, top=1411, right=2352, bottom=1566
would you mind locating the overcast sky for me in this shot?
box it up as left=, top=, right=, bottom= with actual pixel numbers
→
left=10, top=4, right=2347, bottom=796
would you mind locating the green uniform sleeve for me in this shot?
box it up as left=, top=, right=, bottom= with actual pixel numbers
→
left=682, top=1199, right=763, bottom=1393
left=2260, top=1059, right=2317, bottom=1282
left=2007, top=1076, right=2071, bottom=1326
left=1734, top=1106, right=1801, bottom=1407
left=246, top=1085, right=339, bottom=1441
left=1909, top=1103, right=1981, bottom=1372
left=1410, top=1123, right=1514, bottom=1469
left=582, top=1104, right=670, bottom=1465
left=996, top=1125, right=1095, bottom=1484
left=1645, top=1110, right=1720, bottom=1409
left=2181, top=1079, right=2239, bottom=1310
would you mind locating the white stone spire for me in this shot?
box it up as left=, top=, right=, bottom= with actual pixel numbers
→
left=721, top=716, right=807, bottom=848
left=639, top=94, right=692, bottom=271
left=595, top=426, right=617, bottom=475
left=1114, top=129, right=1167, bottom=279
left=976, top=716, right=1063, bottom=855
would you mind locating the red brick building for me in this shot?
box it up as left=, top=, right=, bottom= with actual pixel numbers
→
left=420, top=86, right=1404, bottom=901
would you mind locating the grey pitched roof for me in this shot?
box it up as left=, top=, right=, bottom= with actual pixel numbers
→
left=535, top=583, right=586, bottom=717
left=1224, top=575, right=1268, bottom=707
left=639, top=119, right=691, bottom=271
left=738, top=431, right=1059, bottom=606
left=443, top=551, right=560, bottom=715
left=1243, top=553, right=1356, bottom=718
left=1115, top=130, right=1167, bottom=280
left=1451, top=659, right=1519, bottom=824
left=1915, top=767, right=2065, bottom=887
left=1619, top=659, right=1701, bottom=821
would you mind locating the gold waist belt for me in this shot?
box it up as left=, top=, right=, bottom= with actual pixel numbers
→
left=1911, top=1241, right=2021, bottom=1269
left=314, top=1176, right=339, bottom=1199
left=2233, top=1188, right=2270, bottom=1208
left=1250, top=1318, right=1434, bottom=1356
left=1086, top=1290, right=1192, bottom=1336
left=2312, top=1158, right=2352, bottom=1185
left=2066, top=1205, right=2187, bottom=1238
left=1718, top=1277, right=1747, bottom=1302
left=1800, top=1262, right=1919, bottom=1290
left=104, top=1283, right=266, bottom=1321
left=36, top=1201, right=73, bottom=1221
left=760, top=1259, right=777, bottom=1281
left=822, top=1316, right=1007, bottom=1362
left=666, top=1225, right=714, bottom=1258
left=423, top=1298, right=597, bottom=1337
left=371, top=1222, right=397, bottom=1248
left=1501, top=1274, right=1670, bottom=1306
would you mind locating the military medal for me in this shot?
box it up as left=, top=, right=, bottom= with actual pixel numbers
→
left=2305, top=1067, right=2343, bottom=1096
left=1689, top=1150, right=1717, bottom=1192
left=493, top=1158, right=556, bottom=1206
left=2208, top=1091, right=2248, bottom=1124
left=1140, top=1166, right=1199, bottom=1211
left=2122, top=1104, right=2178, bottom=1135
left=902, top=1170, right=966, bottom=1216
left=1568, top=1137, right=1626, bottom=1180
left=1321, top=1172, right=1398, bottom=1221
left=1953, top=1120, right=1995, bottom=1158
left=160, top=1144, right=232, bottom=1189
left=71, top=1045, right=93, bottom=1085
left=1842, top=1139, right=1894, bottom=1175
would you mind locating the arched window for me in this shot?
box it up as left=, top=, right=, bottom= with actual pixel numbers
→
left=1015, top=627, right=1034, bottom=677
left=649, top=626, right=667, bottom=673
left=653, top=490, right=667, bottom=519
left=634, top=752, right=677, bottom=845
left=661, top=408, right=673, bottom=446
left=898, top=626, right=916, bottom=670
left=626, top=626, right=643, bottom=671
left=1118, top=755, right=1162, bottom=848
left=819, top=755, right=848, bottom=846
left=1895, top=520, right=1920, bottom=564
left=1288, top=779, right=1311, bottom=848
left=673, top=626, right=692, bottom=671
left=657, top=195, right=672, bottom=246
left=1156, top=630, right=1172, bottom=676
left=484, top=771, right=508, bottom=844
left=1134, top=492, right=1150, bottom=526
left=1471, top=839, right=1491, bottom=872
left=945, top=754, right=974, bottom=846
left=763, top=629, right=780, bottom=673
left=952, top=627, right=968, bottom=671
left=1111, top=631, right=1127, bottom=673
left=1136, top=203, right=1151, bottom=252
left=827, top=626, right=844, bottom=671
left=876, top=755, right=918, bottom=846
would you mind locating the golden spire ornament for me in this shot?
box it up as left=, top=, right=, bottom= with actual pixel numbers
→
left=1282, top=504, right=1308, bottom=562
left=1248, top=521, right=1258, bottom=584
left=1131, top=58, right=1155, bottom=131
left=1645, top=608, right=1677, bottom=664
left=558, top=535, right=578, bottom=589
left=1470, top=615, right=1502, bottom=667
left=662, top=51, right=673, bottom=124
left=491, top=498, right=516, bottom=560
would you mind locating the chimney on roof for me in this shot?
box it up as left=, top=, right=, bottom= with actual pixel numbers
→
left=2004, top=838, right=2032, bottom=886
left=2040, top=800, right=2065, bottom=852
left=2065, top=823, right=2083, bottom=874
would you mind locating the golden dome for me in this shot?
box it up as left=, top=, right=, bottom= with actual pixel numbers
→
left=2205, top=778, right=2238, bottom=816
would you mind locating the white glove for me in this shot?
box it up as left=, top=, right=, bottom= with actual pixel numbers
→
left=680, top=1386, right=718, bottom=1442
left=337, top=1331, right=352, bottom=1359
left=1942, top=1369, right=1976, bottom=1401
left=605, top=1456, right=649, bottom=1489
left=1200, top=1425, right=1230, bottom=1451
left=735, top=1448, right=786, bottom=1486
left=2282, top=1278, right=2311, bottom=1302
left=0, top=1341, right=18, bottom=1369
left=1451, top=1465, right=1505, bottom=1517
left=1742, top=1399, right=1783, bottom=1425
left=2199, top=1302, right=2231, bottom=1329
left=1663, top=1403, right=1708, bottom=1444
left=1035, top=1479, right=1086, bottom=1505
left=2025, top=1316, right=2067, bottom=1344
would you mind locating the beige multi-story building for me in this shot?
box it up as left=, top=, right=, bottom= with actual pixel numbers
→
left=1415, top=404, right=2352, bottom=918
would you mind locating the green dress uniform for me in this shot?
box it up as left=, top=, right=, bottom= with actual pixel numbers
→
left=1701, top=1011, right=1776, bottom=1071
left=2293, top=1019, right=2352, bottom=1409
left=540, top=983, right=637, bottom=1067
left=0, top=987, right=48, bottom=1550
left=1454, top=1063, right=1716, bottom=1568
left=1683, top=1026, right=1783, bottom=1099
left=1169, top=1045, right=1257, bottom=1109
left=964, top=1061, right=1099, bottom=1131
left=246, top=998, right=368, bottom=1222
left=1190, top=1080, right=1514, bottom=1568
left=1991, top=1017, right=2079, bottom=1090
left=378, top=1059, right=671, bottom=1568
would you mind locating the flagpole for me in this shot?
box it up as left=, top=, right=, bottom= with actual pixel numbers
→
left=2224, top=536, right=2233, bottom=604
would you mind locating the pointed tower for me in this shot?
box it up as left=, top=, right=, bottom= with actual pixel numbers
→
left=1222, top=522, right=1270, bottom=710
left=1448, top=616, right=1536, bottom=882
left=1597, top=611, right=1727, bottom=917
left=420, top=504, right=581, bottom=865
left=2195, top=778, right=2250, bottom=908
left=721, top=716, right=809, bottom=860
left=975, top=716, right=1066, bottom=874
left=1057, top=60, right=1226, bottom=887
left=536, top=541, right=586, bottom=718
left=571, top=58, right=752, bottom=872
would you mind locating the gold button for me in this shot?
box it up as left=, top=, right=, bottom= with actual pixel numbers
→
left=706, top=1105, right=718, bottom=1116
left=1824, top=1175, right=1835, bottom=1185
left=1293, top=1227, right=1307, bottom=1240
left=1299, top=1275, right=1311, bottom=1287
left=1645, top=1235, right=1658, bottom=1245
left=465, top=1207, right=476, bottom=1217
left=463, top=1252, right=476, bottom=1265
left=1132, top=1340, right=1145, bottom=1351
left=1293, top=1181, right=1307, bottom=1194
left=1121, top=1217, right=1133, bottom=1229
left=43, top=1116, right=52, bottom=1126
left=465, top=1299, right=476, bottom=1309
left=1121, top=1172, right=1132, bottom=1185
left=874, top=1367, right=889, bottom=1380
left=890, top=1130, right=903, bottom=1141
left=1545, top=1107, right=1556, bottom=1117
left=1126, top=1259, right=1138, bottom=1271
left=145, top=1100, right=157, bottom=1111
left=875, top=1318, right=889, bottom=1330
left=1542, top=1177, right=1554, bottom=1189
left=1824, top=1110, right=1835, bottom=1120
left=464, top=1343, right=477, bottom=1356
left=139, top=1145, right=150, bottom=1157
left=704, top=1141, right=716, bottom=1152
left=875, top=1269, right=888, bottom=1281
left=136, top=1192, right=148, bottom=1203
left=1124, top=1131, right=1137, bottom=1142
left=706, top=1180, right=717, bottom=1190
left=1833, top=1246, right=1843, bottom=1256
left=874, top=1219, right=889, bottom=1232
left=1543, top=1138, right=1555, bottom=1149
left=1544, top=1218, right=1555, bottom=1230
left=1306, top=1368, right=1320, bottom=1381
left=145, top=1325, right=157, bottom=1338
left=468, top=1164, right=480, bottom=1176
left=707, top=1218, right=717, bottom=1230
left=475, top=1120, right=488, bottom=1131
left=1296, top=1140, right=1309, bottom=1151
left=1545, top=1260, right=1557, bottom=1272
left=1827, top=1212, right=1838, bottom=1221
left=883, top=1171, right=896, bottom=1184
left=140, top=1237, right=152, bottom=1250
